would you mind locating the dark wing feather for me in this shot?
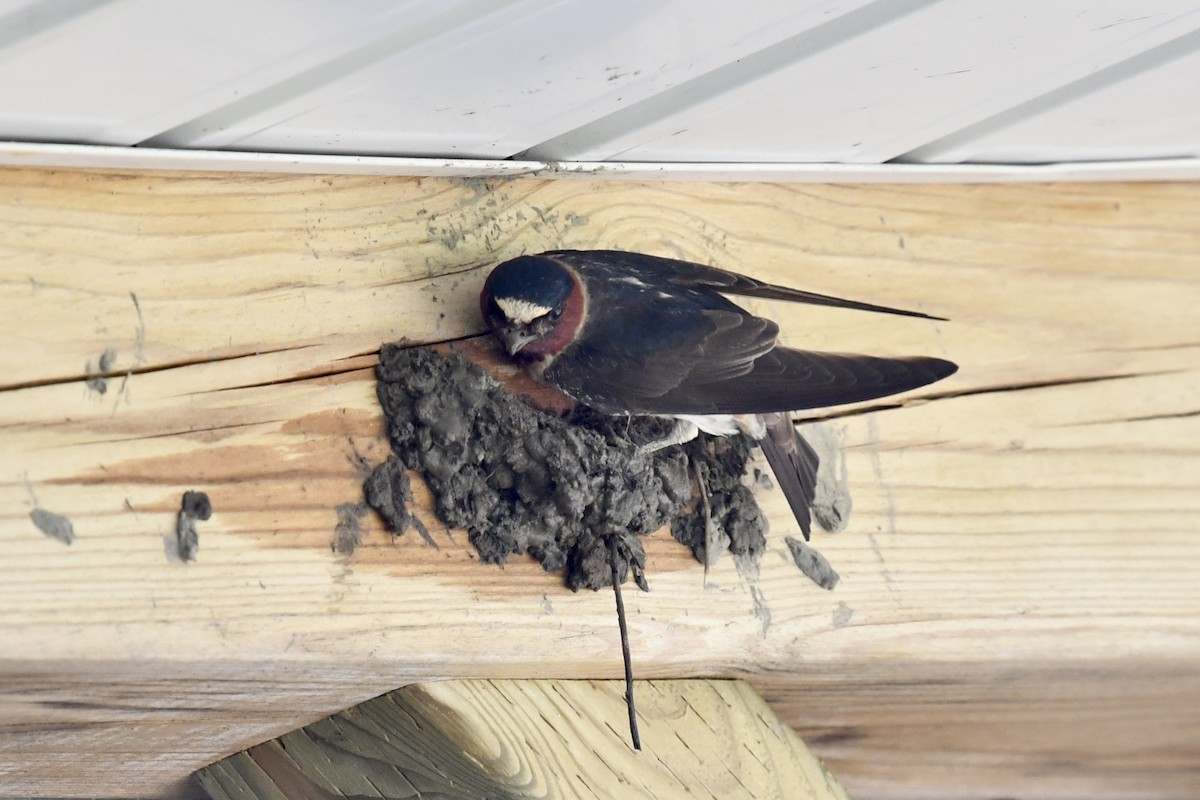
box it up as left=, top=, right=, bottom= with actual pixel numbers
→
left=646, top=348, right=957, bottom=415
left=544, top=304, right=782, bottom=414
left=547, top=249, right=946, bottom=321
left=678, top=310, right=778, bottom=384
left=759, top=414, right=820, bottom=541
left=550, top=334, right=957, bottom=416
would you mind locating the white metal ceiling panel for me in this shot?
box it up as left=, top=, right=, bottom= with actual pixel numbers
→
left=186, top=0, right=879, bottom=158
left=0, top=0, right=1195, bottom=166
left=0, top=0, right=42, bottom=14
left=903, top=35, right=1200, bottom=163
left=0, top=0, right=418, bottom=144
left=549, top=0, right=1200, bottom=163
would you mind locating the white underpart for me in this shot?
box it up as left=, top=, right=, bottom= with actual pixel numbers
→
left=639, top=419, right=698, bottom=455
left=675, top=413, right=768, bottom=438
left=638, top=413, right=765, bottom=455
left=731, top=413, right=768, bottom=439
left=637, top=413, right=766, bottom=456
left=675, top=413, right=743, bottom=437
left=495, top=296, right=551, bottom=325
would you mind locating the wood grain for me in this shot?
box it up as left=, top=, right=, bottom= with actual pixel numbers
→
left=195, top=679, right=850, bottom=800
left=1, top=168, right=1198, bottom=799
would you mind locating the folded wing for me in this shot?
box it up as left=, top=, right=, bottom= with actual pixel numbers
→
left=548, top=249, right=947, bottom=321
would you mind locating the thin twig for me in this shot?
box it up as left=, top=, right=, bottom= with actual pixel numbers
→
left=609, top=536, right=641, bottom=750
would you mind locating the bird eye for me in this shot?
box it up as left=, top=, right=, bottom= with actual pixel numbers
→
left=549, top=307, right=563, bottom=321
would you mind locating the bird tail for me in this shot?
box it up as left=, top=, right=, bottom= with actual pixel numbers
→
left=757, top=413, right=820, bottom=541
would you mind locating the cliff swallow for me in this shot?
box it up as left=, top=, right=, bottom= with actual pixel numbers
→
left=481, top=249, right=957, bottom=540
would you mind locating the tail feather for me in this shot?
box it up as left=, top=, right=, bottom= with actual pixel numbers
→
left=757, top=413, right=819, bottom=540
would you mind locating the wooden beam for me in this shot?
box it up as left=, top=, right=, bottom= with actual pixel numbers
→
left=1, top=168, right=1197, bottom=799
left=195, top=679, right=849, bottom=800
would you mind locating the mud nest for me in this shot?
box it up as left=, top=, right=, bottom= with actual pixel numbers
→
left=364, top=344, right=774, bottom=591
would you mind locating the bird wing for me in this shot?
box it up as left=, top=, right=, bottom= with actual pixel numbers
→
left=545, top=297, right=956, bottom=416
left=547, top=249, right=946, bottom=321
left=538, top=249, right=956, bottom=415
left=543, top=303, right=779, bottom=414
left=647, top=348, right=958, bottom=415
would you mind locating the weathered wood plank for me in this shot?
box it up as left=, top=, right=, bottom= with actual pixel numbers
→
left=194, top=679, right=850, bottom=800
left=1, top=169, right=1198, bottom=799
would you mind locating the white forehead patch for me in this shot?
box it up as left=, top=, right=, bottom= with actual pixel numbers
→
left=495, top=296, right=552, bottom=325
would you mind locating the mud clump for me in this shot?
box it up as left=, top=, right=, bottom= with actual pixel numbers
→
left=31, top=508, right=75, bottom=545
left=367, top=344, right=775, bottom=590
left=332, top=502, right=368, bottom=555
left=363, top=458, right=434, bottom=549
left=667, top=434, right=767, bottom=566
left=784, top=535, right=840, bottom=591
left=175, top=490, right=211, bottom=562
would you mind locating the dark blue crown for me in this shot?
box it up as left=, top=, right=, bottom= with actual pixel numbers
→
left=485, top=255, right=573, bottom=305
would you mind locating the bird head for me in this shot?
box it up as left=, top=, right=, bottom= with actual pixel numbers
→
left=481, top=255, right=584, bottom=359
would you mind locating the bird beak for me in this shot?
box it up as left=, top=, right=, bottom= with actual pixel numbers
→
left=500, top=328, right=535, bottom=356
